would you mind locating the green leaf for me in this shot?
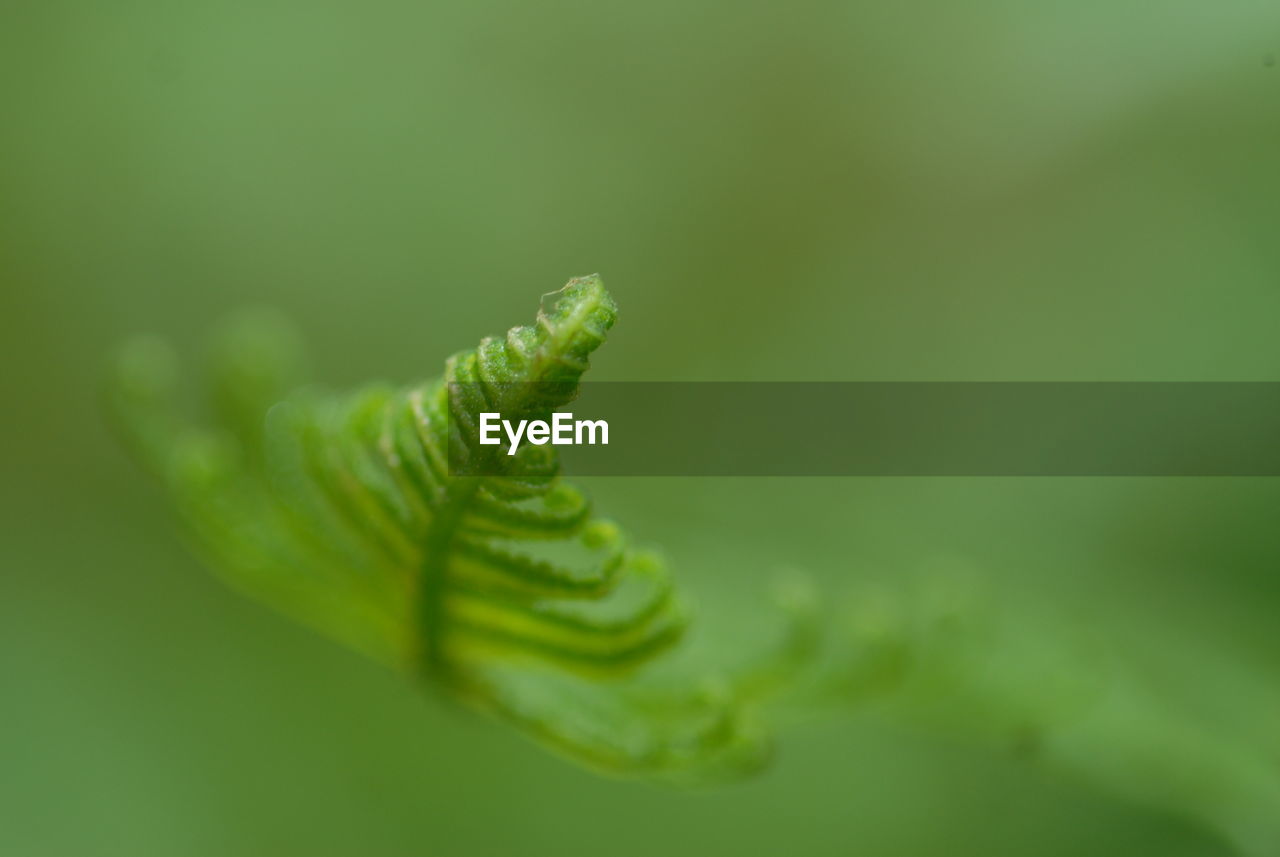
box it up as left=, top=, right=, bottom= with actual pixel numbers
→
left=107, top=275, right=806, bottom=781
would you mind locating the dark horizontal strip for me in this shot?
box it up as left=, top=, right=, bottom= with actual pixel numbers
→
left=448, top=382, right=1280, bottom=477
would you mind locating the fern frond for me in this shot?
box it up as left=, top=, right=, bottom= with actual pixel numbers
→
left=106, top=277, right=1280, bottom=848
left=108, top=276, right=806, bottom=781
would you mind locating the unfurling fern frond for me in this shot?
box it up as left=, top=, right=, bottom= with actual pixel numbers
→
left=109, top=276, right=812, bottom=782
left=107, top=277, right=1280, bottom=850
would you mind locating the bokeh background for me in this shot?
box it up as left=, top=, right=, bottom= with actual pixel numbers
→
left=3, top=1, right=1280, bottom=854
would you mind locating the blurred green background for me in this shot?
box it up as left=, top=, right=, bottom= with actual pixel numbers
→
left=3, top=1, right=1280, bottom=854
